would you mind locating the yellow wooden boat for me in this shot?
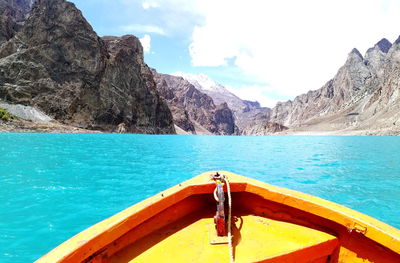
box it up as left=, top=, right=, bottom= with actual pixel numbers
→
left=36, top=171, right=400, bottom=263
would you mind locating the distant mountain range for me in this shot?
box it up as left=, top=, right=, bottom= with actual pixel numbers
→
left=158, top=36, right=400, bottom=135
left=171, top=72, right=276, bottom=134
left=152, top=71, right=286, bottom=135
left=0, top=0, right=400, bottom=135
left=172, top=72, right=263, bottom=115
left=268, top=38, right=400, bottom=135
left=152, top=70, right=236, bottom=135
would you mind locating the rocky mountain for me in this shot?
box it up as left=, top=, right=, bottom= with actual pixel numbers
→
left=2, top=0, right=398, bottom=135
left=0, top=0, right=175, bottom=134
left=174, top=37, right=400, bottom=135
left=173, top=72, right=274, bottom=134
left=268, top=37, right=400, bottom=135
left=153, top=70, right=236, bottom=135
left=270, top=47, right=378, bottom=127
left=0, top=0, right=34, bottom=45
left=241, top=121, right=288, bottom=135
left=173, top=72, right=250, bottom=114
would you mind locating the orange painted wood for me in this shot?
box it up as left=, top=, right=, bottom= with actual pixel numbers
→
left=36, top=171, right=400, bottom=263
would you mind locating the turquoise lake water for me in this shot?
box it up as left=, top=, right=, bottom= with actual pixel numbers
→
left=1, top=134, right=400, bottom=262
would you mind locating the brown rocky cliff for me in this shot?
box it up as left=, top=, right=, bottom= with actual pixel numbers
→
left=373, top=37, right=400, bottom=105
left=358, top=37, right=400, bottom=133
left=153, top=70, right=236, bottom=135
left=267, top=37, right=400, bottom=135
left=100, top=35, right=174, bottom=133
left=0, top=0, right=175, bottom=134
left=175, top=72, right=272, bottom=135
left=270, top=46, right=380, bottom=128
left=241, top=121, right=288, bottom=135
left=365, top=38, right=392, bottom=79
left=0, top=0, right=34, bottom=45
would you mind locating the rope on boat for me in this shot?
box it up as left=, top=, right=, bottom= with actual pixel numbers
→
left=225, top=175, right=234, bottom=263
left=211, top=172, right=234, bottom=263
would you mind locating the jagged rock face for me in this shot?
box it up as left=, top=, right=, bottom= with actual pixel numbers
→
left=238, top=110, right=271, bottom=135
left=174, top=72, right=272, bottom=134
left=242, top=100, right=261, bottom=112
left=0, top=0, right=175, bottom=134
left=235, top=107, right=271, bottom=135
left=365, top=38, right=392, bottom=78
left=0, top=0, right=33, bottom=45
left=153, top=70, right=236, bottom=135
left=373, top=38, right=400, bottom=105
left=174, top=72, right=252, bottom=116
left=266, top=37, right=400, bottom=135
left=174, top=41, right=400, bottom=135
left=270, top=47, right=379, bottom=127
left=214, top=102, right=236, bottom=135
left=153, top=72, right=195, bottom=133
left=99, top=36, right=174, bottom=133
left=241, top=121, right=288, bottom=135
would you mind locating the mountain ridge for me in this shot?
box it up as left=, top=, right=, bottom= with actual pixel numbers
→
left=267, top=37, right=400, bottom=135
left=153, top=69, right=236, bottom=135
left=0, top=0, right=175, bottom=134
left=1, top=0, right=400, bottom=135
left=173, top=72, right=279, bottom=134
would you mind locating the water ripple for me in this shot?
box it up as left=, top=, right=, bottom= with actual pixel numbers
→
left=0, top=134, right=399, bottom=262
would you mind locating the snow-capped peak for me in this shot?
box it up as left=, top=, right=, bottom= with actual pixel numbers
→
left=172, top=72, right=227, bottom=93
left=172, top=72, right=260, bottom=114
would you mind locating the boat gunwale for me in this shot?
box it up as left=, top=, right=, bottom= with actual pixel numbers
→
left=35, top=171, right=400, bottom=262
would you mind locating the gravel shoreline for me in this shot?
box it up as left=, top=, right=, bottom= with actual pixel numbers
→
left=0, top=119, right=100, bottom=133
left=2, top=119, right=400, bottom=136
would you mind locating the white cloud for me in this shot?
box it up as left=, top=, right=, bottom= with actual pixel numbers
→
left=130, top=0, right=203, bottom=38
left=142, top=1, right=159, bottom=9
left=120, top=24, right=166, bottom=36
left=139, top=34, right=151, bottom=53
left=225, top=85, right=279, bottom=108
left=189, top=0, right=400, bottom=102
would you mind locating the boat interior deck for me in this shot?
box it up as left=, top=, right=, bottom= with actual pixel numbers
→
left=108, top=195, right=339, bottom=263
left=110, top=212, right=338, bottom=263
left=35, top=172, right=400, bottom=263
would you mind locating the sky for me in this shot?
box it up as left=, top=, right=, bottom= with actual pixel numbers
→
left=70, top=0, right=400, bottom=107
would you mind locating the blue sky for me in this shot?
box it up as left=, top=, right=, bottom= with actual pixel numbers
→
left=69, top=0, right=400, bottom=107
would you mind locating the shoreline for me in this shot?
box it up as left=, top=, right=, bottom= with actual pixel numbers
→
left=0, top=119, right=99, bottom=133
left=1, top=119, right=400, bottom=136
